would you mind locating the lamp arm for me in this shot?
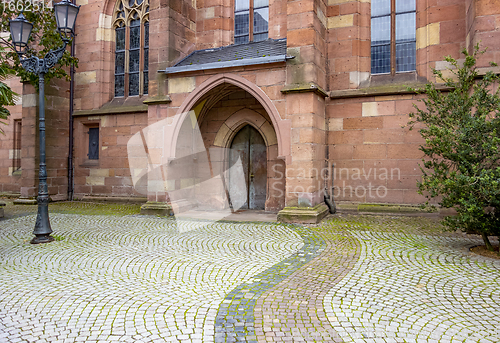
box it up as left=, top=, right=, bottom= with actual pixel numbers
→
left=18, top=40, right=68, bottom=75
left=42, top=40, right=68, bottom=72
left=19, top=55, right=40, bottom=74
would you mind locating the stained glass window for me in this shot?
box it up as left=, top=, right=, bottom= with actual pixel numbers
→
left=371, top=0, right=415, bottom=75
left=235, top=0, right=268, bottom=44
left=143, top=22, right=149, bottom=95
left=113, top=0, right=149, bottom=97
left=115, top=25, right=125, bottom=97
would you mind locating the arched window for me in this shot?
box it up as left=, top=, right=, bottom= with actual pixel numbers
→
left=113, top=0, right=149, bottom=97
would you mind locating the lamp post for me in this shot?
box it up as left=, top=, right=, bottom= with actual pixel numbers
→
left=10, top=1, right=80, bottom=244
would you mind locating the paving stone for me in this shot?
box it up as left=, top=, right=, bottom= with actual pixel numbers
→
left=322, top=215, right=500, bottom=343
left=1, top=211, right=499, bottom=342
left=0, top=214, right=303, bottom=342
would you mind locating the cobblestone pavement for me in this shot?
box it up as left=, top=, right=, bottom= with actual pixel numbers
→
left=323, top=218, right=500, bottom=343
left=0, top=210, right=499, bottom=343
left=253, top=226, right=360, bottom=343
left=0, top=214, right=303, bottom=343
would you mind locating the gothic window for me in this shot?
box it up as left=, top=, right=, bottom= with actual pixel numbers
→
left=371, top=0, right=416, bottom=75
left=234, top=0, right=268, bottom=45
left=113, top=0, right=149, bottom=97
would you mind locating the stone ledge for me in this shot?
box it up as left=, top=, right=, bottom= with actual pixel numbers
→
left=74, top=105, right=147, bottom=116
left=329, top=83, right=453, bottom=99
left=142, top=95, right=172, bottom=105
left=140, top=202, right=174, bottom=216
left=0, top=192, right=21, bottom=199
left=77, top=196, right=147, bottom=204
left=277, top=203, right=329, bottom=224
left=13, top=198, right=37, bottom=205
left=281, top=82, right=328, bottom=98
left=336, top=202, right=438, bottom=215
left=74, top=97, right=148, bottom=117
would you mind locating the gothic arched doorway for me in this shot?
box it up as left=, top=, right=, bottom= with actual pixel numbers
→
left=229, top=125, right=267, bottom=210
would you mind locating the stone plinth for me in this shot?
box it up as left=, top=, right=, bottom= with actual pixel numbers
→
left=140, top=202, right=174, bottom=216
left=277, top=203, right=329, bottom=224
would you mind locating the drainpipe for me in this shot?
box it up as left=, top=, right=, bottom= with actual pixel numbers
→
left=324, top=162, right=336, bottom=214
left=67, top=0, right=76, bottom=201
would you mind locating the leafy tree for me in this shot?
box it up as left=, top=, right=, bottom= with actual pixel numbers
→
left=0, top=50, right=17, bottom=134
left=0, top=1, right=78, bottom=131
left=409, top=46, right=500, bottom=253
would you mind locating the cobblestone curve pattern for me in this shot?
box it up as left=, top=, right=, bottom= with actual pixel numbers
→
left=214, top=225, right=327, bottom=343
left=254, top=226, right=361, bottom=343
left=0, top=214, right=304, bottom=343
left=324, top=231, right=500, bottom=343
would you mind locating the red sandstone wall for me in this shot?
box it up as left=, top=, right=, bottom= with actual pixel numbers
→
left=72, top=113, right=147, bottom=198
left=0, top=77, right=23, bottom=194
left=327, top=94, right=428, bottom=204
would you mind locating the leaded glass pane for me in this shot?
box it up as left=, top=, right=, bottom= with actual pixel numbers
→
left=396, top=0, right=415, bottom=13
left=235, top=0, right=249, bottom=12
left=129, top=0, right=134, bottom=7
left=129, top=50, right=140, bottom=72
left=235, top=11, right=249, bottom=42
left=144, top=48, right=148, bottom=71
left=396, top=42, right=416, bottom=72
left=371, top=0, right=390, bottom=17
left=129, top=73, right=139, bottom=96
left=253, top=33, right=267, bottom=42
left=235, top=35, right=249, bottom=44
left=115, top=52, right=125, bottom=74
left=143, top=72, right=148, bottom=95
left=396, top=12, right=415, bottom=42
left=116, top=28, right=125, bottom=51
left=130, top=26, right=140, bottom=49
left=371, top=16, right=390, bottom=46
left=253, top=7, right=268, bottom=35
left=144, top=22, right=149, bottom=47
left=371, top=44, right=390, bottom=74
left=115, top=75, right=124, bottom=97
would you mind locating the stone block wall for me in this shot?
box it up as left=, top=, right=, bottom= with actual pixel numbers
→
left=327, top=93, right=428, bottom=204
left=0, top=77, right=23, bottom=194
left=2, top=0, right=500, bottom=212
left=72, top=112, right=147, bottom=198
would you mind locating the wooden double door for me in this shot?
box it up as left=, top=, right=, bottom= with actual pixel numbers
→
left=228, top=125, right=267, bottom=210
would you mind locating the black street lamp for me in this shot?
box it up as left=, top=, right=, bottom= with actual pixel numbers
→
left=10, top=1, right=80, bottom=244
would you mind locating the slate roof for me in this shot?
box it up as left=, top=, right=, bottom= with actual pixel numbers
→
left=163, top=38, right=290, bottom=74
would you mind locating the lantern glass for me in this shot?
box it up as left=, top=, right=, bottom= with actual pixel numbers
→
left=54, top=0, right=80, bottom=39
left=9, top=14, right=33, bottom=55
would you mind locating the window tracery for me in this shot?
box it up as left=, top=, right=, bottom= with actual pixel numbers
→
left=113, top=0, right=149, bottom=97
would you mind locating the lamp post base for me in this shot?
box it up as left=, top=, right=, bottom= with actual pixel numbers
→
left=30, top=234, right=55, bottom=244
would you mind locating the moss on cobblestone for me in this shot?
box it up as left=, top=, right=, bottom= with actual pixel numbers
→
left=322, top=214, right=447, bottom=235
left=0, top=200, right=141, bottom=219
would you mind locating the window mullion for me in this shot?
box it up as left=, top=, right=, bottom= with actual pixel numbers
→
left=139, top=23, right=143, bottom=96
left=249, top=0, right=254, bottom=42
left=390, top=0, right=396, bottom=75
left=125, top=26, right=130, bottom=97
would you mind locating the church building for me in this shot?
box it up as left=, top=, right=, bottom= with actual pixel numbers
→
left=0, top=0, right=499, bottom=222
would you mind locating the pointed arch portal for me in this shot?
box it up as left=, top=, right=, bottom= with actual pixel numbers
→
left=164, top=73, right=290, bottom=162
